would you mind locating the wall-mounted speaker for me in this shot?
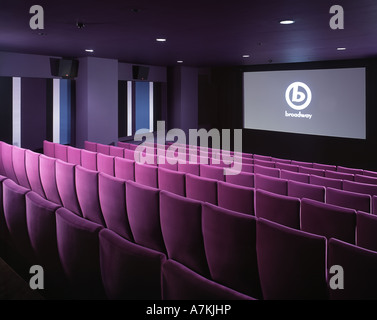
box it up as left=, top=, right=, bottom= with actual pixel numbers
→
left=50, top=58, right=79, bottom=79
left=132, top=65, right=149, bottom=80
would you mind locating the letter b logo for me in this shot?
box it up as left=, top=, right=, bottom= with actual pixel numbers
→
left=285, top=82, right=312, bottom=110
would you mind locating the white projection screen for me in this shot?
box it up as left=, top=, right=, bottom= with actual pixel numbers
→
left=243, top=67, right=366, bottom=139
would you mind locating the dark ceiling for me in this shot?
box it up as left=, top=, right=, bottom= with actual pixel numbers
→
left=1, top=0, right=377, bottom=67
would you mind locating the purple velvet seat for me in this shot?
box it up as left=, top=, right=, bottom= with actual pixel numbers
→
left=0, top=142, right=5, bottom=176
left=291, top=160, right=313, bottom=168
left=128, top=143, right=138, bottom=151
left=356, top=211, right=377, bottom=252
left=2, top=142, right=18, bottom=182
left=253, top=154, right=271, bottom=161
left=43, top=140, right=55, bottom=158
left=253, top=165, right=280, bottom=178
left=109, top=145, right=124, bottom=158
left=162, top=259, right=254, bottom=300
left=337, top=165, right=363, bottom=175
left=225, top=171, right=255, bottom=188
left=158, top=156, right=178, bottom=171
left=255, top=189, right=301, bottom=229
left=288, top=180, right=325, bottom=202
left=12, top=146, right=30, bottom=188
left=134, top=162, right=158, bottom=188
left=256, top=218, right=328, bottom=300
left=25, top=150, right=45, bottom=198
left=0, top=175, right=8, bottom=244
left=254, top=174, right=288, bottom=195
left=299, top=166, right=325, bottom=176
left=55, top=160, right=82, bottom=216
left=99, top=228, right=166, bottom=300
left=177, top=162, right=200, bottom=176
left=96, top=143, right=110, bottom=155
left=272, top=157, right=291, bottom=164
left=310, top=174, right=343, bottom=190
left=200, top=164, right=225, bottom=181
left=160, top=191, right=209, bottom=277
left=97, top=153, right=115, bottom=176
left=240, top=163, right=254, bottom=173
left=75, top=166, right=106, bottom=226
left=342, top=180, right=377, bottom=197
left=301, top=198, right=356, bottom=244
left=202, top=203, right=261, bottom=298
left=185, top=173, right=218, bottom=205
left=67, top=146, right=81, bottom=165
left=354, top=174, right=377, bottom=185
left=280, top=169, right=310, bottom=183
left=117, top=141, right=131, bottom=149
left=114, top=157, right=135, bottom=181
left=56, top=207, right=105, bottom=299
left=313, top=163, right=337, bottom=171
left=325, top=170, right=354, bottom=181
left=275, top=162, right=299, bottom=172
left=124, top=148, right=139, bottom=162
left=54, top=143, right=68, bottom=162
left=363, top=170, right=377, bottom=178
left=126, top=180, right=165, bottom=253
left=98, top=173, right=133, bottom=241
left=81, top=149, right=97, bottom=171
left=158, top=167, right=186, bottom=196
left=253, top=159, right=275, bottom=168
left=84, top=141, right=97, bottom=152
left=328, top=238, right=377, bottom=300
left=25, top=191, right=67, bottom=298
left=39, top=154, right=62, bottom=205
left=217, top=181, right=254, bottom=215
left=326, top=187, right=371, bottom=213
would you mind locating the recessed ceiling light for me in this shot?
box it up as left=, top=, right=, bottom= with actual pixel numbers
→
left=280, top=20, right=295, bottom=25
left=242, top=54, right=250, bottom=58
left=156, top=38, right=167, bottom=42
left=337, top=47, right=346, bottom=51
left=85, top=49, right=94, bottom=53
left=177, top=60, right=183, bottom=63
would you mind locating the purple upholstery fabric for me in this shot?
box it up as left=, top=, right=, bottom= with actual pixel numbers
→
left=159, top=191, right=209, bottom=277
left=225, top=171, right=255, bottom=188
left=177, top=162, right=200, bottom=176
left=255, top=189, right=301, bottom=229
left=43, top=140, right=55, bottom=158
left=158, top=156, right=178, bottom=171
left=326, top=187, right=371, bottom=213
left=356, top=211, right=377, bottom=251
left=25, top=191, right=67, bottom=298
left=75, top=166, right=106, bottom=226
left=67, top=146, right=81, bottom=165
left=158, top=167, right=186, bottom=196
left=25, top=150, right=45, bottom=198
left=98, top=173, right=133, bottom=241
left=124, top=149, right=139, bottom=162
left=84, top=141, right=97, bottom=152
left=54, top=144, right=68, bottom=162
left=280, top=169, right=310, bottom=183
left=2, top=143, right=17, bottom=182
left=254, top=165, right=280, bottom=178
left=309, top=174, right=343, bottom=190
left=256, top=218, right=328, bottom=300
left=56, top=207, right=105, bottom=299
left=272, top=157, right=291, bottom=164
left=200, top=164, right=225, bottom=181
left=325, top=170, right=354, bottom=181
left=240, top=163, right=254, bottom=173
left=114, top=157, right=135, bottom=181
left=125, top=180, right=165, bottom=252
left=39, top=155, right=62, bottom=205
left=202, top=203, right=261, bottom=298
left=275, top=162, right=299, bottom=172
left=301, top=198, right=356, bottom=244
left=12, top=146, right=30, bottom=188
left=117, top=141, right=131, bottom=149
left=363, top=170, right=377, bottom=178
left=254, top=174, right=288, bottom=195
left=253, top=159, right=275, bottom=168
left=109, top=145, right=124, bottom=158
left=185, top=173, right=218, bottom=205
left=0, top=142, right=5, bottom=176
left=99, top=228, right=166, bottom=300
left=291, top=160, right=313, bottom=168
left=313, top=163, right=337, bottom=171
left=0, top=175, right=8, bottom=243
left=128, top=144, right=138, bottom=151
left=287, top=180, right=325, bottom=202
left=342, top=180, right=377, bottom=197
left=55, top=160, right=82, bottom=216
left=253, top=154, right=272, bottom=161
left=96, top=143, right=110, bottom=155
left=328, top=238, right=377, bottom=300
left=217, top=181, right=254, bottom=215
left=299, top=166, right=325, bottom=176
left=161, top=259, right=254, bottom=300
left=134, top=162, right=158, bottom=188
left=354, top=174, right=377, bottom=185
left=97, top=153, right=115, bottom=176
left=337, top=165, right=364, bottom=175
left=81, top=149, right=97, bottom=171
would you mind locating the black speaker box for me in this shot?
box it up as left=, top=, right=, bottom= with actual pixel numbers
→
left=50, top=58, right=79, bottom=79
left=132, top=65, right=149, bottom=80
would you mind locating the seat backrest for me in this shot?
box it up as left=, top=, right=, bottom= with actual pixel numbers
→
left=43, top=140, right=55, bottom=158
left=159, top=191, right=209, bottom=277
left=354, top=174, right=377, bottom=185
left=185, top=173, right=218, bottom=205
left=134, top=162, right=159, bottom=188
left=99, top=228, right=166, bottom=300
left=275, top=162, right=299, bottom=172
left=310, top=174, right=343, bottom=190
left=337, top=165, right=363, bottom=175
left=280, top=169, right=310, bottom=183
left=288, top=180, right=325, bottom=202
left=255, top=189, right=301, bottom=229
left=202, top=203, right=261, bottom=299
left=2, top=142, right=18, bottom=183
left=254, top=174, right=288, bottom=195
left=25, top=150, right=45, bottom=198
left=325, top=170, right=354, bottom=181
left=98, top=173, right=133, bottom=241
left=177, top=162, right=200, bottom=176
left=80, top=149, right=97, bottom=171
left=158, top=167, right=186, bottom=197
left=217, top=181, right=254, bottom=215
left=225, top=171, right=255, bottom=188
left=301, top=198, right=356, bottom=244
left=299, top=166, right=325, bottom=177
left=253, top=164, right=280, bottom=178
left=84, top=141, right=97, bottom=152
left=256, top=218, right=328, bottom=300
left=97, top=153, right=115, bottom=176
left=291, top=160, right=313, bottom=168
left=200, top=164, right=225, bottom=181
left=96, top=143, right=110, bottom=155
left=342, top=180, right=377, bottom=197
left=114, top=157, right=135, bottom=181
left=124, top=148, right=140, bottom=162
left=54, top=144, right=68, bottom=162
left=67, top=146, right=81, bottom=165
left=109, top=145, right=124, bottom=158
left=12, top=146, right=30, bottom=188
left=313, top=163, right=337, bottom=171
left=356, top=211, right=377, bottom=252
left=39, top=154, right=62, bottom=205
left=117, top=141, right=131, bottom=149
left=326, top=187, right=371, bottom=213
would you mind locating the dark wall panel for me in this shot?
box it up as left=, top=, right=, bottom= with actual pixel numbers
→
left=0, top=77, right=13, bottom=144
